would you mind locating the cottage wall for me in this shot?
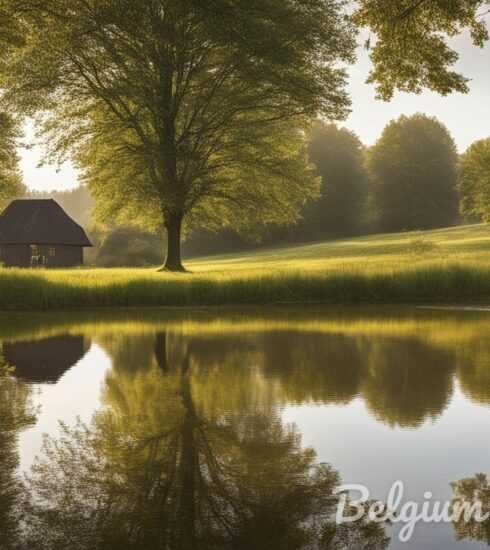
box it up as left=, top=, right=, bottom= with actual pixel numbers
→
left=0, top=244, right=31, bottom=267
left=0, top=244, right=84, bottom=268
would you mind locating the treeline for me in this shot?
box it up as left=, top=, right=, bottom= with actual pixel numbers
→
left=22, top=112, right=490, bottom=266
left=185, top=113, right=488, bottom=257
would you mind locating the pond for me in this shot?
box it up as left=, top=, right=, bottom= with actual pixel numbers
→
left=1, top=307, right=489, bottom=549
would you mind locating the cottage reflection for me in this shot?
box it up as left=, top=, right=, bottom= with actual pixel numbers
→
left=3, top=335, right=90, bottom=384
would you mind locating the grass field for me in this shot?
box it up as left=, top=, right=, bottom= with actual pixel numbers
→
left=1, top=223, right=489, bottom=310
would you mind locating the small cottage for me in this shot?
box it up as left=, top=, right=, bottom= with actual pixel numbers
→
left=0, top=199, right=92, bottom=268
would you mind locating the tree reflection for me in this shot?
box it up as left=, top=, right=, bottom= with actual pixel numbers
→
left=457, top=341, right=490, bottom=405
left=22, top=333, right=389, bottom=550
left=451, top=473, right=490, bottom=545
left=99, top=329, right=460, bottom=429
left=260, top=332, right=364, bottom=405
left=0, top=356, right=36, bottom=549
left=360, top=339, right=456, bottom=428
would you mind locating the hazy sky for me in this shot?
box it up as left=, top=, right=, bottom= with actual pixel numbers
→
left=20, top=25, right=490, bottom=192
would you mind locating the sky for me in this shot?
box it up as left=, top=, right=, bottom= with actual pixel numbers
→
left=19, top=24, right=490, bottom=192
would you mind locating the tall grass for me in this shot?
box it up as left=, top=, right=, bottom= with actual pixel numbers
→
left=1, top=223, right=489, bottom=310
left=0, top=261, right=490, bottom=310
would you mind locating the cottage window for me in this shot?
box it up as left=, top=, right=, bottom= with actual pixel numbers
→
left=30, top=245, right=39, bottom=257
left=48, top=247, right=56, bottom=257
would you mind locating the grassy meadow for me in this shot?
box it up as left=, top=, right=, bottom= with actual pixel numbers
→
left=1, top=223, right=490, bottom=310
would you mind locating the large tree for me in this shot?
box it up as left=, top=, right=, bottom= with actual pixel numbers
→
left=366, top=114, right=459, bottom=232
left=0, top=0, right=355, bottom=271
left=1, top=1, right=489, bottom=269
left=458, top=138, right=490, bottom=223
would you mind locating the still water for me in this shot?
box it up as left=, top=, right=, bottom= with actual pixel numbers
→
left=1, top=307, right=489, bottom=549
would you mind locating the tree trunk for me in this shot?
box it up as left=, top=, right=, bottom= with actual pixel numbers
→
left=154, top=332, right=168, bottom=371
left=161, top=213, right=185, bottom=272
left=177, top=356, right=198, bottom=550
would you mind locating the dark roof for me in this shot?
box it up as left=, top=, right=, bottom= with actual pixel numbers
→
left=0, top=199, right=92, bottom=246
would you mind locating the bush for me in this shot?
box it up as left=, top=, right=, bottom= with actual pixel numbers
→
left=95, top=227, right=164, bottom=267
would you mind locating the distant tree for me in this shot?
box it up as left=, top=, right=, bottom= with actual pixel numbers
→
left=0, top=0, right=356, bottom=271
left=458, top=138, right=490, bottom=223
left=0, top=113, right=23, bottom=206
left=366, top=114, right=459, bottom=232
left=96, top=227, right=165, bottom=267
left=301, top=123, right=368, bottom=239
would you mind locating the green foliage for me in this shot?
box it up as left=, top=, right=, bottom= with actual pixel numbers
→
left=0, top=0, right=355, bottom=269
left=83, top=117, right=321, bottom=236
left=96, top=227, right=164, bottom=267
left=459, top=138, right=490, bottom=223
left=0, top=113, right=23, bottom=206
left=304, top=122, right=368, bottom=238
left=354, top=0, right=490, bottom=100
left=366, top=114, right=459, bottom=232
left=185, top=123, right=369, bottom=251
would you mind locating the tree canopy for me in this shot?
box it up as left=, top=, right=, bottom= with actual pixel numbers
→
left=0, top=113, right=23, bottom=205
left=354, top=0, right=490, bottom=100
left=458, top=138, right=490, bottom=223
left=366, top=114, right=459, bottom=232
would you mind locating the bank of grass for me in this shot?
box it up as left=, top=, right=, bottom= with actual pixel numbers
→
left=1, top=223, right=490, bottom=310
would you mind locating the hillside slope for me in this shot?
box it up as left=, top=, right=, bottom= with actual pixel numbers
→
left=188, top=224, right=490, bottom=274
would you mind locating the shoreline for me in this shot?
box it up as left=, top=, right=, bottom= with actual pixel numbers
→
left=1, top=262, right=490, bottom=311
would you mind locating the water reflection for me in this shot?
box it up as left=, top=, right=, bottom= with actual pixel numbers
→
left=360, top=338, right=456, bottom=428
left=0, top=360, right=36, bottom=549
left=0, top=308, right=489, bottom=549
left=3, top=335, right=89, bottom=384
left=97, top=329, right=464, bottom=429
left=21, top=340, right=389, bottom=550
left=451, top=474, right=490, bottom=545
left=457, top=339, right=490, bottom=405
